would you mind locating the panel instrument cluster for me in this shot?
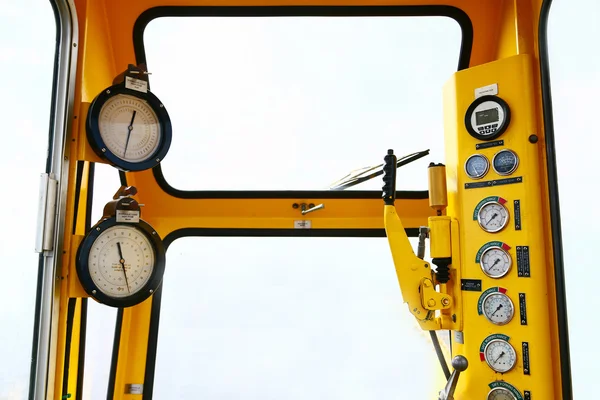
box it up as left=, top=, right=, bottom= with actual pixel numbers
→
left=443, top=55, right=556, bottom=400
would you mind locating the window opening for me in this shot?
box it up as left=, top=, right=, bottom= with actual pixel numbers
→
left=153, top=237, right=445, bottom=399
left=143, top=16, right=462, bottom=191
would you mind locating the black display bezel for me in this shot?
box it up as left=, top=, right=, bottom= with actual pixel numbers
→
left=465, top=95, right=511, bottom=141
left=86, top=83, right=172, bottom=172
left=75, top=217, right=166, bottom=308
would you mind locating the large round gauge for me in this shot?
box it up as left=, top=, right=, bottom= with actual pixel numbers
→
left=464, top=154, right=490, bottom=179
left=492, top=149, right=519, bottom=176
left=87, top=84, right=172, bottom=171
left=465, top=95, right=510, bottom=141
left=477, top=200, right=510, bottom=233
left=480, top=246, right=512, bottom=278
left=484, top=339, right=517, bottom=373
left=76, top=218, right=166, bottom=308
left=487, top=387, right=517, bottom=400
left=482, top=292, right=514, bottom=325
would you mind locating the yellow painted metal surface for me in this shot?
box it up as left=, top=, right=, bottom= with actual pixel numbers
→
left=42, top=0, right=567, bottom=399
left=443, top=54, right=559, bottom=399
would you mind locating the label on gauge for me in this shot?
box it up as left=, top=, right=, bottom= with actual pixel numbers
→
left=125, top=76, right=148, bottom=93
left=479, top=333, right=510, bottom=359
left=516, top=246, right=531, bottom=277
left=477, top=287, right=507, bottom=314
left=116, top=210, right=140, bottom=223
left=475, top=241, right=511, bottom=263
left=488, top=381, right=523, bottom=400
left=522, top=342, right=530, bottom=375
left=472, top=196, right=507, bottom=220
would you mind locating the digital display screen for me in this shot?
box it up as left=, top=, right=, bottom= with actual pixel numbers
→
left=475, top=108, right=499, bottom=125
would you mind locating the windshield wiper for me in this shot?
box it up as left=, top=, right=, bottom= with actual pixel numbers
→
left=329, top=149, right=430, bottom=190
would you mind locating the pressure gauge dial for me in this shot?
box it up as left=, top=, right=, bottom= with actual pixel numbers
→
left=76, top=218, right=166, bottom=308
left=87, top=83, right=172, bottom=171
left=492, top=149, right=519, bottom=176
left=465, top=95, right=511, bottom=141
left=477, top=200, right=509, bottom=233
left=464, top=154, right=490, bottom=179
left=482, top=292, right=514, bottom=325
left=484, top=339, right=517, bottom=373
left=480, top=246, right=512, bottom=278
left=487, top=387, right=517, bottom=400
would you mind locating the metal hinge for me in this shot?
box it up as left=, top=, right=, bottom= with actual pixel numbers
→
left=35, top=173, right=59, bottom=253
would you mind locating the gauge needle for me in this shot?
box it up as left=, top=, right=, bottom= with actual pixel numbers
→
left=123, top=110, right=137, bottom=157
left=491, top=304, right=503, bottom=317
left=116, top=242, right=130, bottom=293
left=488, top=258, right=501, bottom=271
left=487, top=213, right=499, bottom=224
left=493, top=351, right=506, bottom=365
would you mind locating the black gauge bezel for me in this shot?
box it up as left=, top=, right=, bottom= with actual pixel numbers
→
left=76, top=217, right=166, bottom=308
left=482, top=292, right=514, bottom=325
left=492, top=149, right=519, bottom=176
left=465, top=95, right=511, bottom=141
left=464, top=153, right=490, bottom=180
left=86, top=83, right=172, bottom=172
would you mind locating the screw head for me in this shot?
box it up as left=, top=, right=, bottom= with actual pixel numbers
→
left=106, top=90, right=111, bottom=94
left=427, top=299, right=436, bottom=307
left=96, top=227, right=101, bottom=231
left=441, top=297, right=451, bottom=306
left=92, top=289, right=97, bottom=294
left=149, top=289, right=154, bottom=294
left=101, top=148, right=106, bottom=152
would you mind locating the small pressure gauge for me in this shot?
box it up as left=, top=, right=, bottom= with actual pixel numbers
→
left=464, top=154, right=490, bottom=179
left=487, top=387, right=517, bottom=400
left=484, top=339, right=517, bottom=373
left=492, top=149, right=519, bottom=176
left=477, top=200, right=510, bottom=233
left=465, top=95, right=510, bottom=141
left=480, top=246, right=512, bottom=278
left=482, top=292, right=514, bottom=325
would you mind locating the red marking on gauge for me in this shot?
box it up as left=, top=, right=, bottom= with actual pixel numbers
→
left=497, top=197, right=507, bottom=205
left=501, top=243, right=511, bottom=251
left=498, top=287, right=507, bottom=294
left=480, top=352, right=486, bottom=361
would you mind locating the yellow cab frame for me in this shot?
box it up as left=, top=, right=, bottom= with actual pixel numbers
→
left=31, top=1, right=571, bottom=399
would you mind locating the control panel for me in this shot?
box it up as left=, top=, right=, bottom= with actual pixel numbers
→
left=443, top=54, right=558, bottom=399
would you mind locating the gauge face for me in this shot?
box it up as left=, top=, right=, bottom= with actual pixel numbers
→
left=87, top=224, right=155, bottom=297
left=492, top=149, right=519, bottom=175
left=477, top=201, right=510, bottom=233
left=484, top=339, right=517, bottom=373
left=487, top=387, right=517, bottom=400
left=464, top=154, right=490, bottom=179
left=482, top=293, right=514, bottom=325
left=480, top=246, right=512, bottom=278
left=465, top=95, right=511, bottom=141
left=98, top=94, right=161, bottom=163
left=76, top=218, right=166, bottom=308
left=87, top=84, right=172, bottom=171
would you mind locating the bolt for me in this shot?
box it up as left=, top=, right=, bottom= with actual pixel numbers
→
left=427, top=299, right=436, bottom=307
left=156, top=158, right=160, bottom=162
left=423, top=280, right=431, bottom=288
left=149, top=289, right=154, bottom=294
left=102, top=148, right=106, bottom=152
left=92, top=290, right=96, bottom=294
left=96, top=227, right=101, bottom=231
left=292, top=203, right=299, bottom=209
left=106, top=90, right=111, bottom=94
left=441, top=297, right=450, bottom=307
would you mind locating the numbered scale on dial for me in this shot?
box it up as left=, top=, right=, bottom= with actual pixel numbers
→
left=487, top=387, right=518, bottom=400
left=477, top=199, right=510, bottom=233
left=480, top=245, right=512, bottom=278
left=483, top=339, right=517, bottom=373
left=482, top=292, right=514, bottom=325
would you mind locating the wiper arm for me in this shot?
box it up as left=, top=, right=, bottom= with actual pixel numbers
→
left=329, top=149, right=430, bottom=190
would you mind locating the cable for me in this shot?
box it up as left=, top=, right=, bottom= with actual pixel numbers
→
left=430, top=330, right=451, bottom=380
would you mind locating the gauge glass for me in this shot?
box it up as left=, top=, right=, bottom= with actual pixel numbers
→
left=480, top=246, right=512, bottom=278
left=464, top=154, right=490, bottom=179
left=98, top=94, right=161, bottom=163
left=482, top=293, right=514, bottom=325
left=477, top=201, right=509, bottom=233
left=484, top=339, right=517, bottom=373
left=87, top=224, right=155, bottom=297
left=492, top=149, right=519, bottom=176
left=487, top=387, right=517, bottom=400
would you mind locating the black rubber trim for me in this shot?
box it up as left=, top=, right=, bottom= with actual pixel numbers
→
left=75, top=298, right=87, bottom=400
left=28, top=255, right=45, bottom=400
left=132, top=5, right=472, bottom=200
left=72, top=161, right=85, bottom=234
left=61, top=299, right=77, bottom=398
left=107, top=308, right=124, bottom=400
left=538, top=0, right=572, bottom=398
left=142, top=285, right=162, bottom=400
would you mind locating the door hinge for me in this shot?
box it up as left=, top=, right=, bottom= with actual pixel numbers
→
left=35, top=173, right=59, bottom=253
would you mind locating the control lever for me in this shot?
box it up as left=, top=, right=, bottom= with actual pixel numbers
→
left=438, top=355, right=468, bottom=400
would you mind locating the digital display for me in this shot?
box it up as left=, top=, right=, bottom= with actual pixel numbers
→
left=475, top=108, right=499, bottom=125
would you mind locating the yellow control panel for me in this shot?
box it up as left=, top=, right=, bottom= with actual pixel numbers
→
left=444, top=54, right=558, bottom=399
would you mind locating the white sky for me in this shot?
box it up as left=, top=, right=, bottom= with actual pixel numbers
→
left=0, top=1, right=599, bottom=399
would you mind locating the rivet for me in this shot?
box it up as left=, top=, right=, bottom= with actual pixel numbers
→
left=106, top=90, right=111, bottom=94
left=96, top=227, right=101, bottom=231
left=101, top=148, right=106, bottom=152
left=149, top=289, right=154, bottom=294
left=92, top=290, right=96, bottom=294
